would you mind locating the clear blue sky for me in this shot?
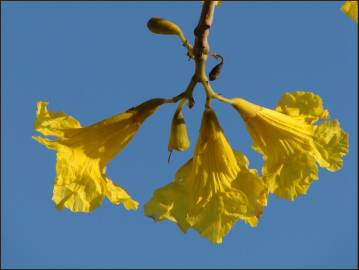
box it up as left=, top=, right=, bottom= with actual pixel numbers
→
left=1, top=1, right=357, bottom=268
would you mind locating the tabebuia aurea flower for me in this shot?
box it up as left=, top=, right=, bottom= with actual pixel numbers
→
left=231, top=91, right=349, bottom=201
left=145, top=108, right=268, bottom=244
left=341, top=1, right=358, bottom=23
left=33, top=98, right=168, bottom=212
left=33, top=1, right=351, bottom=244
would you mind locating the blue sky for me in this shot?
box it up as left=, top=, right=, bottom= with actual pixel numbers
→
left=1, top=1, right=357, bottom=269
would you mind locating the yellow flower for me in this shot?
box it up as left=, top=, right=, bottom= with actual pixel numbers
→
left=168, top=110, right=190, bottom=152
left=145, top=108, right=268, bottom=244
left=341, top=1, right=358, bottom=23
left=231, top=91, right=349, bottom=201
left=33, top=98, right=167, bottom=212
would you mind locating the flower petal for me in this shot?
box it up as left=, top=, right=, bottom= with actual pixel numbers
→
left=144, top=159, right=192, bottom=232
left=34, top=101, right=81, bottom=137
left=275, top=91, right=329, bottom=124
left=341, top=1, right=358, bottom=23
left=47, top=138, right=140, bottom=213
left=188, top=190, right=247, bottom=244
left=232, top=151, right=268, bottom=226
left=263, top=152, right=318, bottom=201
left=313, top=120, right=349, bottom=172
left=105, top=177, right=139, bottom=210
left=52, top=156, right=105, bottom=212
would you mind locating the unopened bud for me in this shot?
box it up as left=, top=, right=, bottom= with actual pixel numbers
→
left=209, top=55, right=224, bottom=81
left=209, top=62, right=223, bottom=81
left=147, top=17, right=184, bottom=38
left=168, top=111, right=190, bottom=152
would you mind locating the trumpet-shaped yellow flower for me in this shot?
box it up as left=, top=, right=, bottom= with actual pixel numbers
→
left=232, top=91, right=348, bottom=201
left=33, top=98, right=167, bottom=212
left=341, top=1, right=358, bottom=23
left=145, top=108, right=268, bottom=244
left=168, top=110, right=190, bottom=152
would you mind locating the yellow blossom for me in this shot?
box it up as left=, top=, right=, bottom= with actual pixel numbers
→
left=168, top=110, right=190, bottom=152
left=145, top=108, right=268, bottom=244
left=341, top=1, right=358, bottom=23
left=231, top=91, right=348, bottom=201
left=33, top=98, right=167, bottom=212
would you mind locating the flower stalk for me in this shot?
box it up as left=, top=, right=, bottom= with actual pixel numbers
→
left=190, top=1, right=234, bottom=108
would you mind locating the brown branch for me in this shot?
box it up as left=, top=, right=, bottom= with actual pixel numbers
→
left=194, top=1, right=216, bottom=57
left=193, top=1, right=217, bottom=82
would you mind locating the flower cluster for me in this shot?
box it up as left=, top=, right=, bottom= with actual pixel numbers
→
left=33, top=90, right=348, bottom=243
left=33, top=4, right=350, bottom=244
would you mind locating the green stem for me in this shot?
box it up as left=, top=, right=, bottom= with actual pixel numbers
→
left=181, top=39, right=194, bottom=59
left=201, top=81, right=233, bottom=105
left=175, top=97, right=186, bottom=114
left=167, top=1, right=235, bottom=109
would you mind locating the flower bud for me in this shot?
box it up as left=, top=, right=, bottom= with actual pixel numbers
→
left=147, top=17, right=184, bottom=38
left=168, top=111, right=190, bottom=152
left=209, top=62, right=223, bottom=81
left=209, top=54, right=224, bottom=81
